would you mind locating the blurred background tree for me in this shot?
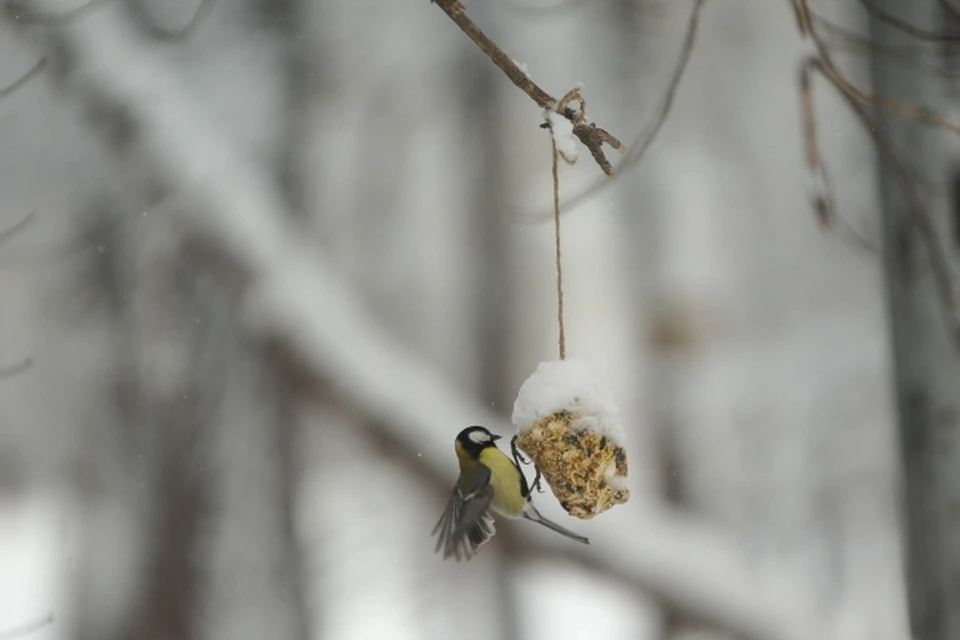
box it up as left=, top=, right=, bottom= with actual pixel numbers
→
left=1, top=0, right=957, bottom=639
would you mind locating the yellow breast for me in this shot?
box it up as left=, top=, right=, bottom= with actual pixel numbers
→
left=478, top=447, right=527, bottom=518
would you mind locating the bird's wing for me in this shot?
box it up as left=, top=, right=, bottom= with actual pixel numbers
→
left=432, top=465, right=496, bottom=561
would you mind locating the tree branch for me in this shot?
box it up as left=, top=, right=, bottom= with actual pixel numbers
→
left=431, top=0, right=624, bottom=175
left=13, top=10, right=827, bottom=640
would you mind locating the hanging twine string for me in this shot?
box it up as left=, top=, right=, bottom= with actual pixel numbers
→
left=550, top=136, right=566, bottom=360
left=545, top=87, right=587, bottom=361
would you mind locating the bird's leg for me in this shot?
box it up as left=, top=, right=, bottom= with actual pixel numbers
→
left=530, top=466, right=544, bottom=494
left=510, top=435, right=529, bottom=464
left=511, top=435, right=544, bottom=493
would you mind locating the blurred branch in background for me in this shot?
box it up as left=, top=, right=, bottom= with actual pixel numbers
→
left=57, top=195, right=310, bottom=640
left=793, top=0, right=960, bottom=349
left=939, top=0, right=960, bottom=22
left=0, top=200, right=39, bottom=637
left=497, top=0, right=590, bottom=18
left=0, top=58, right=44, bottom=99
left=3, top=0, right=214, bottom=41
left=868, top=1, right=960, bottom=638
left=858, top=0, right=960, bottom=41
left=123, top=0, right=218, bottom=42
left=812, top=16, right=949, bottom=77
left=3, top=0, right=112, bottom=26
left=0, top=211, right=35, bottom=379
left=794, top=0, right=960, bottom=635
left=5, top=6, right=302, bottom=640
left=0, top=358, right=33, bottom=380
left=0, top=211, right=35, bottom=247
left=6, top=8, right=835, bottom=640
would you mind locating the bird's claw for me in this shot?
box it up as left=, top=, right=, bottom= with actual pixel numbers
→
left=510, top=435, right=529, bottom=464
left=530, top=467, right=544, bottom=493
left=511, top=435, right=545, bottom=494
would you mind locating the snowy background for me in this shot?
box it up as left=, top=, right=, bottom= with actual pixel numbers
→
left=0, top=0, right=913, bottom=639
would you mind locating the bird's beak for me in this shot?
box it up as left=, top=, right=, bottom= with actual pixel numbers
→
left=492, top=434, right=502, bottom=441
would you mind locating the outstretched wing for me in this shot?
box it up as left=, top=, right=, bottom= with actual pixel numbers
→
left=432, top=466, right=496, bottom=561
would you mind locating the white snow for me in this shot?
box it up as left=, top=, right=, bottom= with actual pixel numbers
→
left=511, top=58, right=530, bottom=78
left=604, top=466, right=630, bottom=492
left=512, top=358, right=625, bottom=447
left=545, top=111, right=578, bottom=163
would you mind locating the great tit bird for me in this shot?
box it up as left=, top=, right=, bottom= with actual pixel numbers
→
left=433, top=425, right=589, bottom=561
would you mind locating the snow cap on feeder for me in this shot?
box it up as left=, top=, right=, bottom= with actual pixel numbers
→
left=511, top=358, right=629, bottom=519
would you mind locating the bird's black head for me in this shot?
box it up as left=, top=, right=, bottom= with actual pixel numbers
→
left=455, top=425, right=502, bottom=457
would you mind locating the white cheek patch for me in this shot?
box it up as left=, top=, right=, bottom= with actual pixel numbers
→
left=468, top=430, right=491, bottom=445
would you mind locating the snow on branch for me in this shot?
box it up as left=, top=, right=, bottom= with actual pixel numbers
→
left=15, top=11, right=824, bottom=640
